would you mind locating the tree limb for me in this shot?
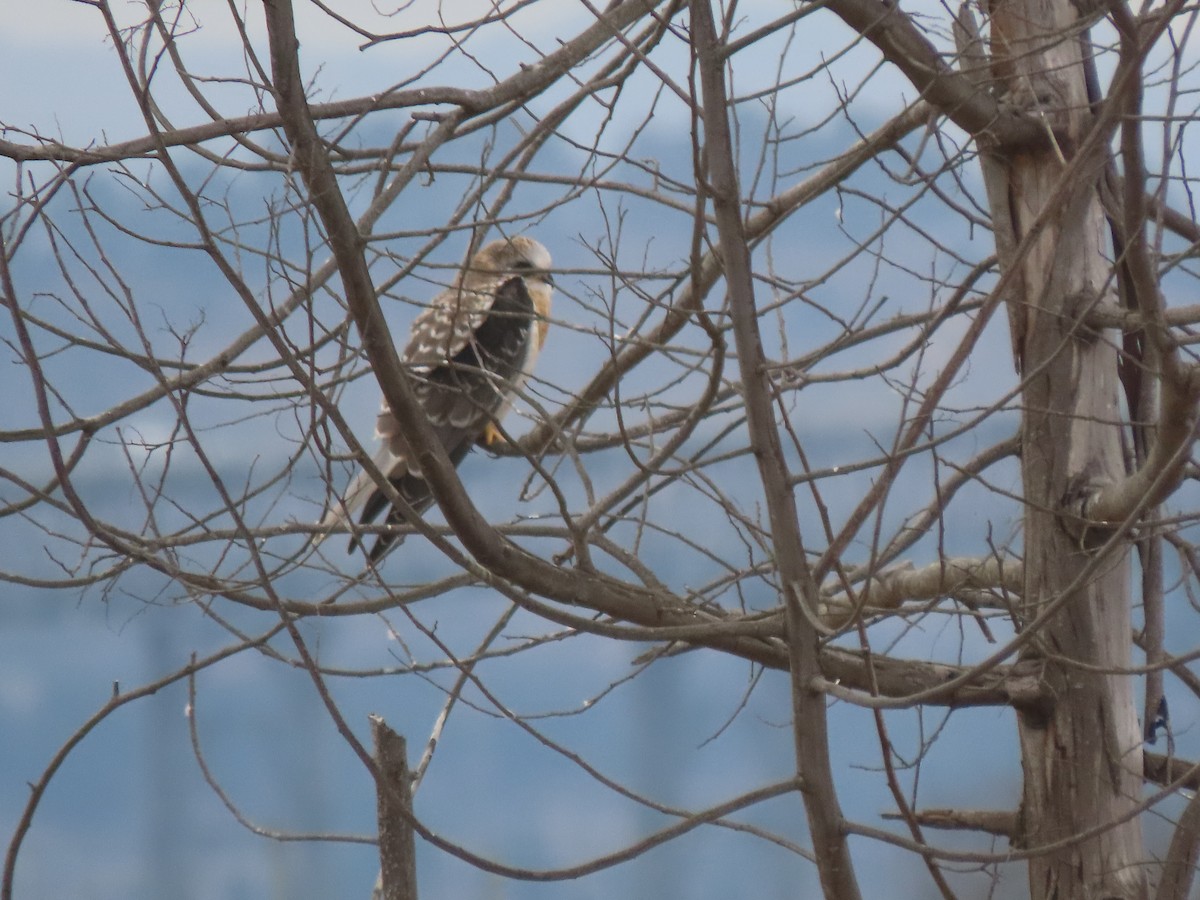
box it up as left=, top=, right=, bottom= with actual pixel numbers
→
left=371, top=717, right=418, bottom=900
left=692, top=4, right=861, bottom=896
left=881, top=808, right=1017, bottom=838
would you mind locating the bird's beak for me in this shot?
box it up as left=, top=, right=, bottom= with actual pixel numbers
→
left=539, top=271, right=555, bottom=287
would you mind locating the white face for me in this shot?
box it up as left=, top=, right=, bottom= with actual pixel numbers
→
left=515, top=238, right=553, bottom=324
left=516, top=237, right=551, bottom=272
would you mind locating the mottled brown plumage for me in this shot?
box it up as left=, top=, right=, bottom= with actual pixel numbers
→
left=320, top=236, right=553, bottom=560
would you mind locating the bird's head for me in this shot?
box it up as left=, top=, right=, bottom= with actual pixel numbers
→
left=465, top=236, right=554, bottom=342
left=470, top=236, right=553, bottom=289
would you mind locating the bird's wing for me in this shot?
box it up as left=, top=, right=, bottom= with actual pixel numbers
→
left=320, top=275, right=537, bottom=559
left=401, top=280, right=498, bottom=368
left=408, top=274, right=538, bottom=452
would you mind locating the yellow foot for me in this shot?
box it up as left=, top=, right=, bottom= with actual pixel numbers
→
left=478, top=421, right=504, bottom=448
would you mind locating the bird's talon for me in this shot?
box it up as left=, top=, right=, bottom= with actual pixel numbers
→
left=480, top=422, right=504, bottom=447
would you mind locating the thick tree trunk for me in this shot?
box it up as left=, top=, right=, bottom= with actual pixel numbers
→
left=983, top=0, right=1148, bottom=896
left=1018, top=322, right=1145, bottom=900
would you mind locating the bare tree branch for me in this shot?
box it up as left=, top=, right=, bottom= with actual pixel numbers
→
left=371, top=717, right=418, bottom=900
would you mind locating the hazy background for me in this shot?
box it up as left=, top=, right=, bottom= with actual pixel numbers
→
left=1, top=2, right=1195, bottom=898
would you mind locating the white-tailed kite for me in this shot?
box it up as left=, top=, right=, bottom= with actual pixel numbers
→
left=321, top=236, right=553, bottom=560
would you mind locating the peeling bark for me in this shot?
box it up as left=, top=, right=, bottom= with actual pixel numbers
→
left=981, top=0, right=1148, bottom=892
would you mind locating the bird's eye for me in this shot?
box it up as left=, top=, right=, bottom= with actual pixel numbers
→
left=511, top=260, right=534, bottom=270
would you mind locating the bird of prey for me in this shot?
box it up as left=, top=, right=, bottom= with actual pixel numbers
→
left=320, top=236, right=553, bottom=561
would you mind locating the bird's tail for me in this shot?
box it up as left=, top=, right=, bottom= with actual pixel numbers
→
left=314, top=442, right=403, bottom=548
